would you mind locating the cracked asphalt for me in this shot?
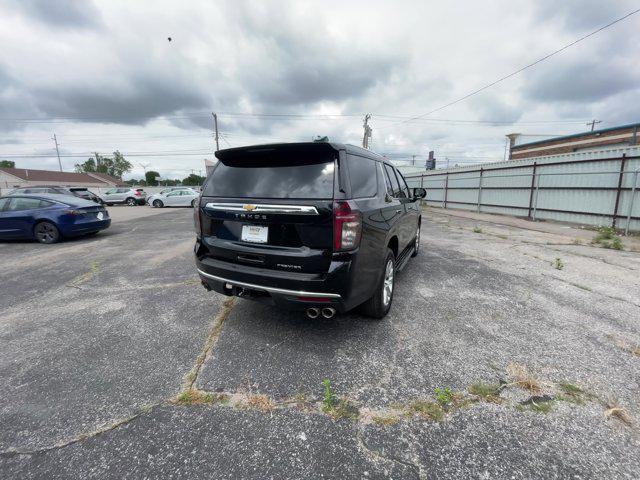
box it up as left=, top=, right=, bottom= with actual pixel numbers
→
left=1, top=206, right=639, bottom=479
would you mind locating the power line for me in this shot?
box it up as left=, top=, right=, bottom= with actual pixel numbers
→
left=393, top=8, right=640, bottom=126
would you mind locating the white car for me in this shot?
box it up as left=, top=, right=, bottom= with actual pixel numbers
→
left=147, top=188, right=199, bottom=208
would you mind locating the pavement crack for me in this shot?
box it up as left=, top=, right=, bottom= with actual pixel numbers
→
left=355, top=425, right=424, bottom=479
left=179, top=297, right=236, bottom=393
left=0, top=403, right=160, bottom=458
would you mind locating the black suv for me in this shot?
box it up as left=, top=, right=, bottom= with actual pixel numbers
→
left=194, top=142, right=425, bottom=319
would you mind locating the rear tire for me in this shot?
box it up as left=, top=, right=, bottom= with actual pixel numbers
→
left=34, top=221, right=60, bottom=244
left=153, top=199, right=164, bottom=208
left=191, top=199, right=197, bottom=207
left=360, top=248, right=395, bottom=319
left=126, top=197, right=136, bottom=206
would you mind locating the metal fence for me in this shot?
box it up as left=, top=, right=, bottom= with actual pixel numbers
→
left=404, top=148, right=640, bottom=234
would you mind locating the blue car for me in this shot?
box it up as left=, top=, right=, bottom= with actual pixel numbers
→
left=0, top=194, right=111, bottom=244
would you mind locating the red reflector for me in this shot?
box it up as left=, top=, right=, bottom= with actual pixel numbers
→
left=297, top=296, right=331, bottom=303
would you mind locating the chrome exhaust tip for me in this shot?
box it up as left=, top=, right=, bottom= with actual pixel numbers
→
left=306, top=307, right=320, bottom=319
left=321, top=307, right=336, bottom=319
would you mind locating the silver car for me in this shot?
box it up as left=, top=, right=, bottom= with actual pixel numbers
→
left=147, top=188, right=199, bottom=208
left=100, top=187, right=147, bottom=206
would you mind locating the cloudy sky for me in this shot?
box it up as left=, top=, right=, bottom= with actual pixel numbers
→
left=0, top=0, right=638, bottom=179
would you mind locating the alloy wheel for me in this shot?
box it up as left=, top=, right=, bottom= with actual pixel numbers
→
left=35, top=222, right=58, bottom=244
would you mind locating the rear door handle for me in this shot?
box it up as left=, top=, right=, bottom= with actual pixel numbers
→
left=395, top=209, right=402, bottom=214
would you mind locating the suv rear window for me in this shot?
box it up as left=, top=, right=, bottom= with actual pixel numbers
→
left=347, top=155, right=377, bottom=198
left=203, top=156, right=335, bottom=199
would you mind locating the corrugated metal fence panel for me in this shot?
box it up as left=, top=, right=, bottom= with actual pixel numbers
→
left=406, top=145, right=640, bottom=232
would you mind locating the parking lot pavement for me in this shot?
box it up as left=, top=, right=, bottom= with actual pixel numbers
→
left=2, top=208, right=640, bottom=478
left=104, top=204, right=184, bottom=223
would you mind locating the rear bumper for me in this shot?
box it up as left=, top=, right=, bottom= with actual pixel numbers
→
left=195, top=252, right=355, bottom=312
left=62, top=219, right=111, bottom=236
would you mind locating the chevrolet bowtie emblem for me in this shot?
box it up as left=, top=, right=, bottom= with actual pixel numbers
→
left=243, top=204, right=257, bottom=211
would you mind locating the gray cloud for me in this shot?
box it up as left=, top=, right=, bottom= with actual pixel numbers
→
left=469, top=93, right=523, bottom=125
left=34, top=74, right=210, bottom=126
left=5, top=0, right=102, bottom=28
left=228, top=1, right=406, bottom=108
left=524, top=60, right=638, bottom=103
left=531, top=0, right=635, bottom=31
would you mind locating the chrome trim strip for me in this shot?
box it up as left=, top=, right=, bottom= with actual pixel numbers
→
left=197, top=269, right=341, bottom=299
left=204, top=202, right=319, bottom=215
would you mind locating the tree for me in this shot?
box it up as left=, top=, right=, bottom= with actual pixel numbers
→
left=75, top=157, right=97, bottom=173
left=146, top=170, right=160, bottom=186
left=0, top=160, right=15, bottom=168
left=110, top=151, right=132, bottom=179
left=182, top=173, right=206, bottom=186
left=75, top=151, right=132, bottom=179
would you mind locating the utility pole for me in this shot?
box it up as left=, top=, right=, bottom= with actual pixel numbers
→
left=587, top=119, right=602, bottom=132
left=52, top=134, right=62, bottom=172
left=412, top=155, right=416, bottom=166
left=212, top=113, right=220, bottom=151
left=362, top=114, right=372, bottom=149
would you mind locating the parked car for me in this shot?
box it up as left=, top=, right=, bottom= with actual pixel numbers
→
left=8, top=186, right=102, bottom=204
left=193, top=142, right=426, bottom=319
left=68, top=187, right=102, bottom=204
left=99, top=187, right=146, bottom=206
left=147, top=188, right=199, bottom=208
left=158, top=186, right=194, bottom=194
left=0, top=194, right=110, bottom=244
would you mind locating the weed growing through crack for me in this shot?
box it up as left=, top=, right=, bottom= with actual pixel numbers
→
left=604, top=398, right=632, bottom=425
left=408, top=400, right=444, bottom=421
left=371, top=414, right=400, bottom=426
left=174, top=389, right=228, bottom=406
left=322, top=378, right=337, bottom=410
left=246, top=394, right=275, bottom=412
left=611, top=237, right=624, bottom=250
left=553, top=257, right=564, bottom=270
left=556, top=382, right=588, bottom=405
left=572, top=238, right=583, bottom=245
left=435, top=387, right=453, bottom=407
left=473, top=226, right=483, bottom=233
left=320, top=379, right=358, bottom=420
left=468, top=382, right=503, bottom=402
left=592, top=226, right=624, bottom=250
left=506, top=363, right=542, bottom=394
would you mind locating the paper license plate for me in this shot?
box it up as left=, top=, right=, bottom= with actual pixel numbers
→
left=241, top=225, right=268, bottom=243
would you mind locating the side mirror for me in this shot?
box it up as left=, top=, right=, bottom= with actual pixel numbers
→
left=412, top=187, right=427, bottom=199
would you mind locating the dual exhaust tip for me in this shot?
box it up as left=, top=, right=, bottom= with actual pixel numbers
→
left=306, top=307, right=336, bottom=319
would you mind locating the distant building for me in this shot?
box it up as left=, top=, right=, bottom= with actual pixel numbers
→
left=0, top=167, right=126, bottom=190
left=508, top=122, right=639, bottom=160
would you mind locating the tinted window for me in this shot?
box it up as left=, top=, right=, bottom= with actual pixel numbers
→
left=347, top=155, right=377, bottom=198
left=7, top=197, right=45, bottom=211
left=0, top=198, right=9, bottom=211
left=394, top=168, right=410, bottom=198
left=380, top=163, right=393, bottom=196
left=384, top=164, right=401, bottom=197
left=204, top=156, right=335, bottom=199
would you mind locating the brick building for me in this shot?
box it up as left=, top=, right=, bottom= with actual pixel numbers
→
left=508, top=122, right=639, bottom=160
left=0, top=167, right=125, bottom=190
